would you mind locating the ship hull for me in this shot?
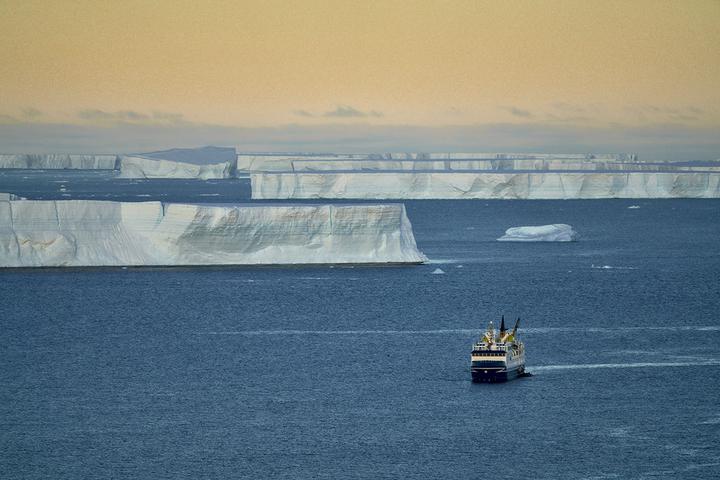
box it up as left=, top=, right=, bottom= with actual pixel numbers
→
left=471, top=365, right=525, bottom=383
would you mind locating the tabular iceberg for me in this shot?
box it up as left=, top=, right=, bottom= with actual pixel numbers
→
left=0, top=154, right=118, bottom=170
left=498, top=224, right=578, bottom=242
left=118, top=155, right=235, bottom=179
left=236, top=152, right=641, bottom=173
left=251, top=171, right=720, bottom=199
left=0, top=147, right=239, bottom=178
left=0, top=199, right=426, bottom=267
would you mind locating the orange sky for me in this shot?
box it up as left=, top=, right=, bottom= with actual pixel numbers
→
left=1, top=0, right=719, bottom=128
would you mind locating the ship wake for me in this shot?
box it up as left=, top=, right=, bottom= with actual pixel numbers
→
left=532, top=360, right=720, bottom=372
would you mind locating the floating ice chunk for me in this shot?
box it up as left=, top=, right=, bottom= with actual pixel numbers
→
left=627, top=205, right=641, bottom=209
left=497, top=224, right=578, bottom=242
left=431, top=268, right=446, bottom=274
left=591, top=264, right=637, bottom=270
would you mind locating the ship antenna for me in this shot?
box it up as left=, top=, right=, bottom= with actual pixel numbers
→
left=512, top=317, right=520, bottom=336
left=500, top=316, right=507, bottom=336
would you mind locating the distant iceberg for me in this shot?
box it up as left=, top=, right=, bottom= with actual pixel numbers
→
left=0, top=199, right=427, bottom=267
left=497, top=224, right=578, bottom=242
left=118, top=155, right=234, bottom=179
left=118, top=146, right=238, bottom=179
left=236, top=152, right=641, bottom=173
left=0, top=154, right=118, bottom=170
left=0, top=147, right=238, bottom=179
left=251, top=171, right=720, bottom=199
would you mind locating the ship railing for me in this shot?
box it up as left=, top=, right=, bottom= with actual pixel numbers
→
left=472, top=346, right=508, bottom=352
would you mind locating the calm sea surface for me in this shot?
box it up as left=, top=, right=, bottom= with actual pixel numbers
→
left=1, top=171, right=719, bottom=479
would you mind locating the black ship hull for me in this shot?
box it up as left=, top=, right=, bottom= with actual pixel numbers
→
left=471, top=365, right=524, bottom=383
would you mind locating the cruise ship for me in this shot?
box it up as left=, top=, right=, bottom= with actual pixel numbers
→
left=471, top=317, right=526, bottom=382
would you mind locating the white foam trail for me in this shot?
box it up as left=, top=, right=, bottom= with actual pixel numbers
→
left=525, top=325, right=720, bottom=334
left=199, top=329, right=480, bottom=336
left=197, top=326, right=720, bottom=336
left=699, top=416, right=720, bottom=425
left=533, top=360, right=720, bottom=372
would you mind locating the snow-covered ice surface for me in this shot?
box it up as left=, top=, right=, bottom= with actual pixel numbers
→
left=0, top=154, right=118, bottom=170
left=251, top=171, right=720, bottom=199
left=0, top=199, right=427, bottom=267
left=497, top=224, right=578, bottom=242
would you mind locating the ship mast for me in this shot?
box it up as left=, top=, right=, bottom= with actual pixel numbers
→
left=499, top=315, right=507, bottom=341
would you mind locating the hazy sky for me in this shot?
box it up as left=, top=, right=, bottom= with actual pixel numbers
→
left=0, top=0, right=718, bottom=155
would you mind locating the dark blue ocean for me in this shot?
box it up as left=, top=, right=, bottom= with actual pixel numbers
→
left=1, top=171, right=719, bottom=479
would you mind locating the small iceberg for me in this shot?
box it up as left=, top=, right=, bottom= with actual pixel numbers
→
left=497, top=224, right=578, bottom=242
left=591, top=264, right=637, bottom=270
left=627, top=205, right=641, bottom=209
left=431, top=268, right=446, bottom=275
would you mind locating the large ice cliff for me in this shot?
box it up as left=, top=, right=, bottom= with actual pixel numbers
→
left=0, top=199, right=426, bottom=267
left=236, top=152, right=641, bottom=173
left=0, top=154, right=118, bottom=170
left=251, top=171, right=720, bottom=199
left=283, top=158, right=718, bottom=173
